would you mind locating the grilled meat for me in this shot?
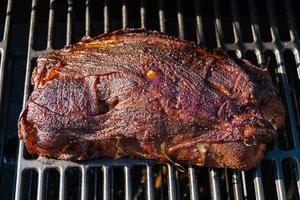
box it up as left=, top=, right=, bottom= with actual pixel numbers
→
left=18, top=29, right=285, bottom=170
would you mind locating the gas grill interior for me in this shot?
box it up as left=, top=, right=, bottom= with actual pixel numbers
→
left=0, top=0, right=299, bottom=199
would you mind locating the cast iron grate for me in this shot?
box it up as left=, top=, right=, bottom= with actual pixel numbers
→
left=0, top=0, right=298, bottom=199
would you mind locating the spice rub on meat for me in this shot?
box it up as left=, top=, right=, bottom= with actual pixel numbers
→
left=18, top=29, right=285, bottom=170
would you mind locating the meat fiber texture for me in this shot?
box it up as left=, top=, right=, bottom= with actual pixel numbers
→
left=18, top=29, right=285, bottom=170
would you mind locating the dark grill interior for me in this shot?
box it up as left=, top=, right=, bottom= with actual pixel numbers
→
left=0, top=0, right=299, bottom=199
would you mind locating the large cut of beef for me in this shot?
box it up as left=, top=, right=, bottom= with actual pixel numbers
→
left=18, top=29, right=285, bottom=170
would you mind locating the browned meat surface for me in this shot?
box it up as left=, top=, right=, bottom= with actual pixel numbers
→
left=18, top=29, right=285, bottom=170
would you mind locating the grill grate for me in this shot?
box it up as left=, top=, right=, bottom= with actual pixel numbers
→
left=0, top=0, right=296, bottom=199
left=0, top=0, right=13, bottom=197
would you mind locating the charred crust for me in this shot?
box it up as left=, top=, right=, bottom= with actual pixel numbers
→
left=18, top=29, right=285, bottom=170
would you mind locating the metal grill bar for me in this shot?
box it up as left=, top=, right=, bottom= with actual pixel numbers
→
left=0, top=1, right=12, bottom=43
left=22, top=0, right=37, bottom=104
left=264, top=0, right=300, bottom=196
left=284, top=0, right=298, bottom=41
left=253, top=166, right=265, bottom=200
left=81, top=167, right=88, bottom=200
left=167, top=164, right=177, bottom=200
left=14, top=143, right=24, bottom=200
left=85, top=0, right=91, bottom=36
left=232, top=171, right=243, bottom=200
left=212, top=0, right=223, bottom=48
left=124, top=166, right=132, bottom=200
left=247, top=4, right=267, bottom=200
left=188, top=167, right=199, bottom=200
left=193, top=0, right=205, bottom=47
left=140, top=0, right=146, bottom=28
left=176, top=0, right=184, bottom=39
left=0, top=0, right=12, bottom=178
left=59, top=167, right=66, bottom=200
left=266, top=0, right=280, bottom=42
left=158, top=0, right=165, bottom=33
left=274, top=160, right=287, bottom=199
left=15, top=0, right=38, bottom=198
left=241, top=171, right=248, bottom=199
left=209, top=168, right=221, bottom=200
left=47, top=0, right=55, bottom=49
left=146, top=165, right=154, bottom=200
left=66, top=0, right=73, bottom=45
left=230, top=0, right=243, bottom=57
left=122, top=0, right=128, bottom=29
left=296, top=158, right=300, bottom=197
left=103, top=166, right=110, bottom=200
left=266, top=0, right=299, bottom=148
left=247, top=0, right=264, bottom=62
left=104, top=0, right=110, bottom=33
left=224, top=169, right=231, bottom=199
left=36, top=168, right=44, bottom=200
left=230, top=0, right=242, bottom=42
